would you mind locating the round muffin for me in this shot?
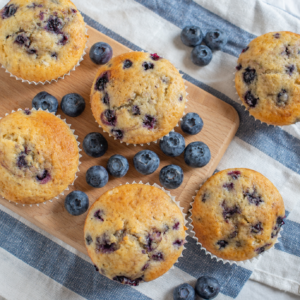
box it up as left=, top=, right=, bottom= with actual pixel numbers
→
left=0, top=0, right=87, bottom=83
left=235, top=31, right=300, bottom=126
left=84, top=184, right=186, bottom=285
left=90, top=52, right=187, bottom=144
left=191, top=168, right=285, bottom=261
left=0, top=109, right=79, bottom=204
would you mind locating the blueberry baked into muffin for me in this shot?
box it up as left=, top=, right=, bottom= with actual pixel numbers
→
left=0, top=109, right=79, bottom=204
left=90, top=51, right=187, bottom=144
left=84, top=184, right=186, bottom=285
left=235, top=31, right=300, bottom=126
left=191, top=168, right=285, bottom=261
left=0, top=0, right=87, bottom=83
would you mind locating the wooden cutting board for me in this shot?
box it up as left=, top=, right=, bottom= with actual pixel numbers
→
left=0, top=26, right=239, bottom=255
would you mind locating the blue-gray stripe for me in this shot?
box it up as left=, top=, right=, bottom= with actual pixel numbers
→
left=177, top=237, right=251, bottom=298
left=134, top=0, right=256, bottom=57
left=0, top=210, right=151, bottom=300
left=275, top=217, right=300, bottom=257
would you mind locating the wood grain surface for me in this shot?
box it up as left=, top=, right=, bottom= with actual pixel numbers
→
left=0, top=26, right=239, bottom=255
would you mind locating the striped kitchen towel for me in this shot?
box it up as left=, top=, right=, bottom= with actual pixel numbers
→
left=1, top=0, right=300, bottom=299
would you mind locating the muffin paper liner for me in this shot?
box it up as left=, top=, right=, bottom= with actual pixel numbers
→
left=188, top=179, right=283, bottom=266
left=1, top=108, right=81, bottom=207
left=96, top=51, right=188, bottom=147
left=1, top=22, right=88, bottom=85
left=233, top=70, right=272, bottom=127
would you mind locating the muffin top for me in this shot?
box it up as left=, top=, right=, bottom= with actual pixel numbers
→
left=0, top=0, right=87, bottom=82
left=191, top=168, right=285, bottom=261
left=84, top=184, right=186, bottom=285
left=0, top=109, right=79, bottom=204
left=90, top=51, right=187, bottom=144
left=235, top=31, right=300, bottom=125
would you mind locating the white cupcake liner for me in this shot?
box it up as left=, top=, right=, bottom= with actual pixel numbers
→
left=96, top=51, right=188, bottom=147
left=1, top=22, right=88, bottom=85
left=0, top=107, right=82, bottom=207
left=187, top=178, right=283, bottom=266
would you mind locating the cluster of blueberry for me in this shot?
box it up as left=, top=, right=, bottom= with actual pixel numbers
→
left=32, top=90, right=85, bottom=117
left=67, top=108, right=210, bottom=215
left=174, top=276, right=220, bottom=300
left=31, top=42, right=211, bottom=215
left=181, top=26, right=228, bottom=66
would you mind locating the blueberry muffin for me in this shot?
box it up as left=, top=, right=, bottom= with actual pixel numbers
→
left=84, top=184, right=186, bottom=285
left=0, top=0, right=87, bottom=83
left=191, top=168, right=285, bottom=261
left=235, top=31, right=300, bottom=126
left=90, top=52, right=187, bottom=144
left=0, top=109, right=79, bottom=204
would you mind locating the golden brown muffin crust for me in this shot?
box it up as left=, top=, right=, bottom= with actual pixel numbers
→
left=0, top=0, right=87, bottom=82
left=0, top=109, right=79, bottom=204
left=84, top=184, right=186, bottom=285
left=235, top=31, right=300, bottom=125
left=191, top=168, right=285, bottom=261
left=90, top=51, right=186, bottom=144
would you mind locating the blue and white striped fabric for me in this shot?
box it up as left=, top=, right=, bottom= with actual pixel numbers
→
left=1, top=0, right=300, bottom=299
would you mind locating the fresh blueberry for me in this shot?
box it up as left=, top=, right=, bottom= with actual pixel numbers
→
left=59, top=34, right=68, bottom=45
left=244, top=91, right=258, bottom=108
left=95, top=71, right=110, bottom=91
left=243, top=67, right=256, bottom=84
left=181, top=113, right=203, bottom=135
left=286, top=64, right=295, bottom=76
left=123, top=59, right=133, bottom=69
left=184, top=142, right=211, bottom=168
left=217, top=240, right=228, bottom=249
left=45, top=16, right=63, bottom=34
left=243, top=189, right=263, bottom=206
left=277, top=89, right=289, bottom=106
left=86, top=166, right=109, bottom=188
left=111, top=129, right=123, bottom=140
left=113, top=276, right=143, bottom=286
left=96, top=233, right=118, bottom=254
left=173, top=284, right=195, bottom=300
left=61, top=93, right=85, bottom=117
left=132, top=105, right=140, bottom=115
left=36, top=170, right=51, bottom=184
left=191, top=45, right=212, bottom=66
left=89, top=42, right=113, bottom=65
left=195, top=276, right=220, bottom=300
left=133, top=150, right=160, bottom=175
left=107, top=154, right=129, bottom=178
left=159, top=165, right=183, bottom=189
left=160, top=132, right=185, bottom=157
left=101, top=109, right=117, bottom=126
left=83, top=132, right=108, bottom=158
left=64, top=191, right=89, bottom=216
left=142, top=61, right=154, bottom=70
left=14, top=34, right=30, bottom=47
left=32, top=91, right=58, bottom=113
left=181, top=25, right=203, bottom=47
left=236, top=64, right=242, bottom=71
left=2, top=4, right=18, bottom=19
left=222, top=200, right=241, bottom=220
left=204, top=29, right=228, bottom=51
left=143, top=115, right=156, bottom=129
